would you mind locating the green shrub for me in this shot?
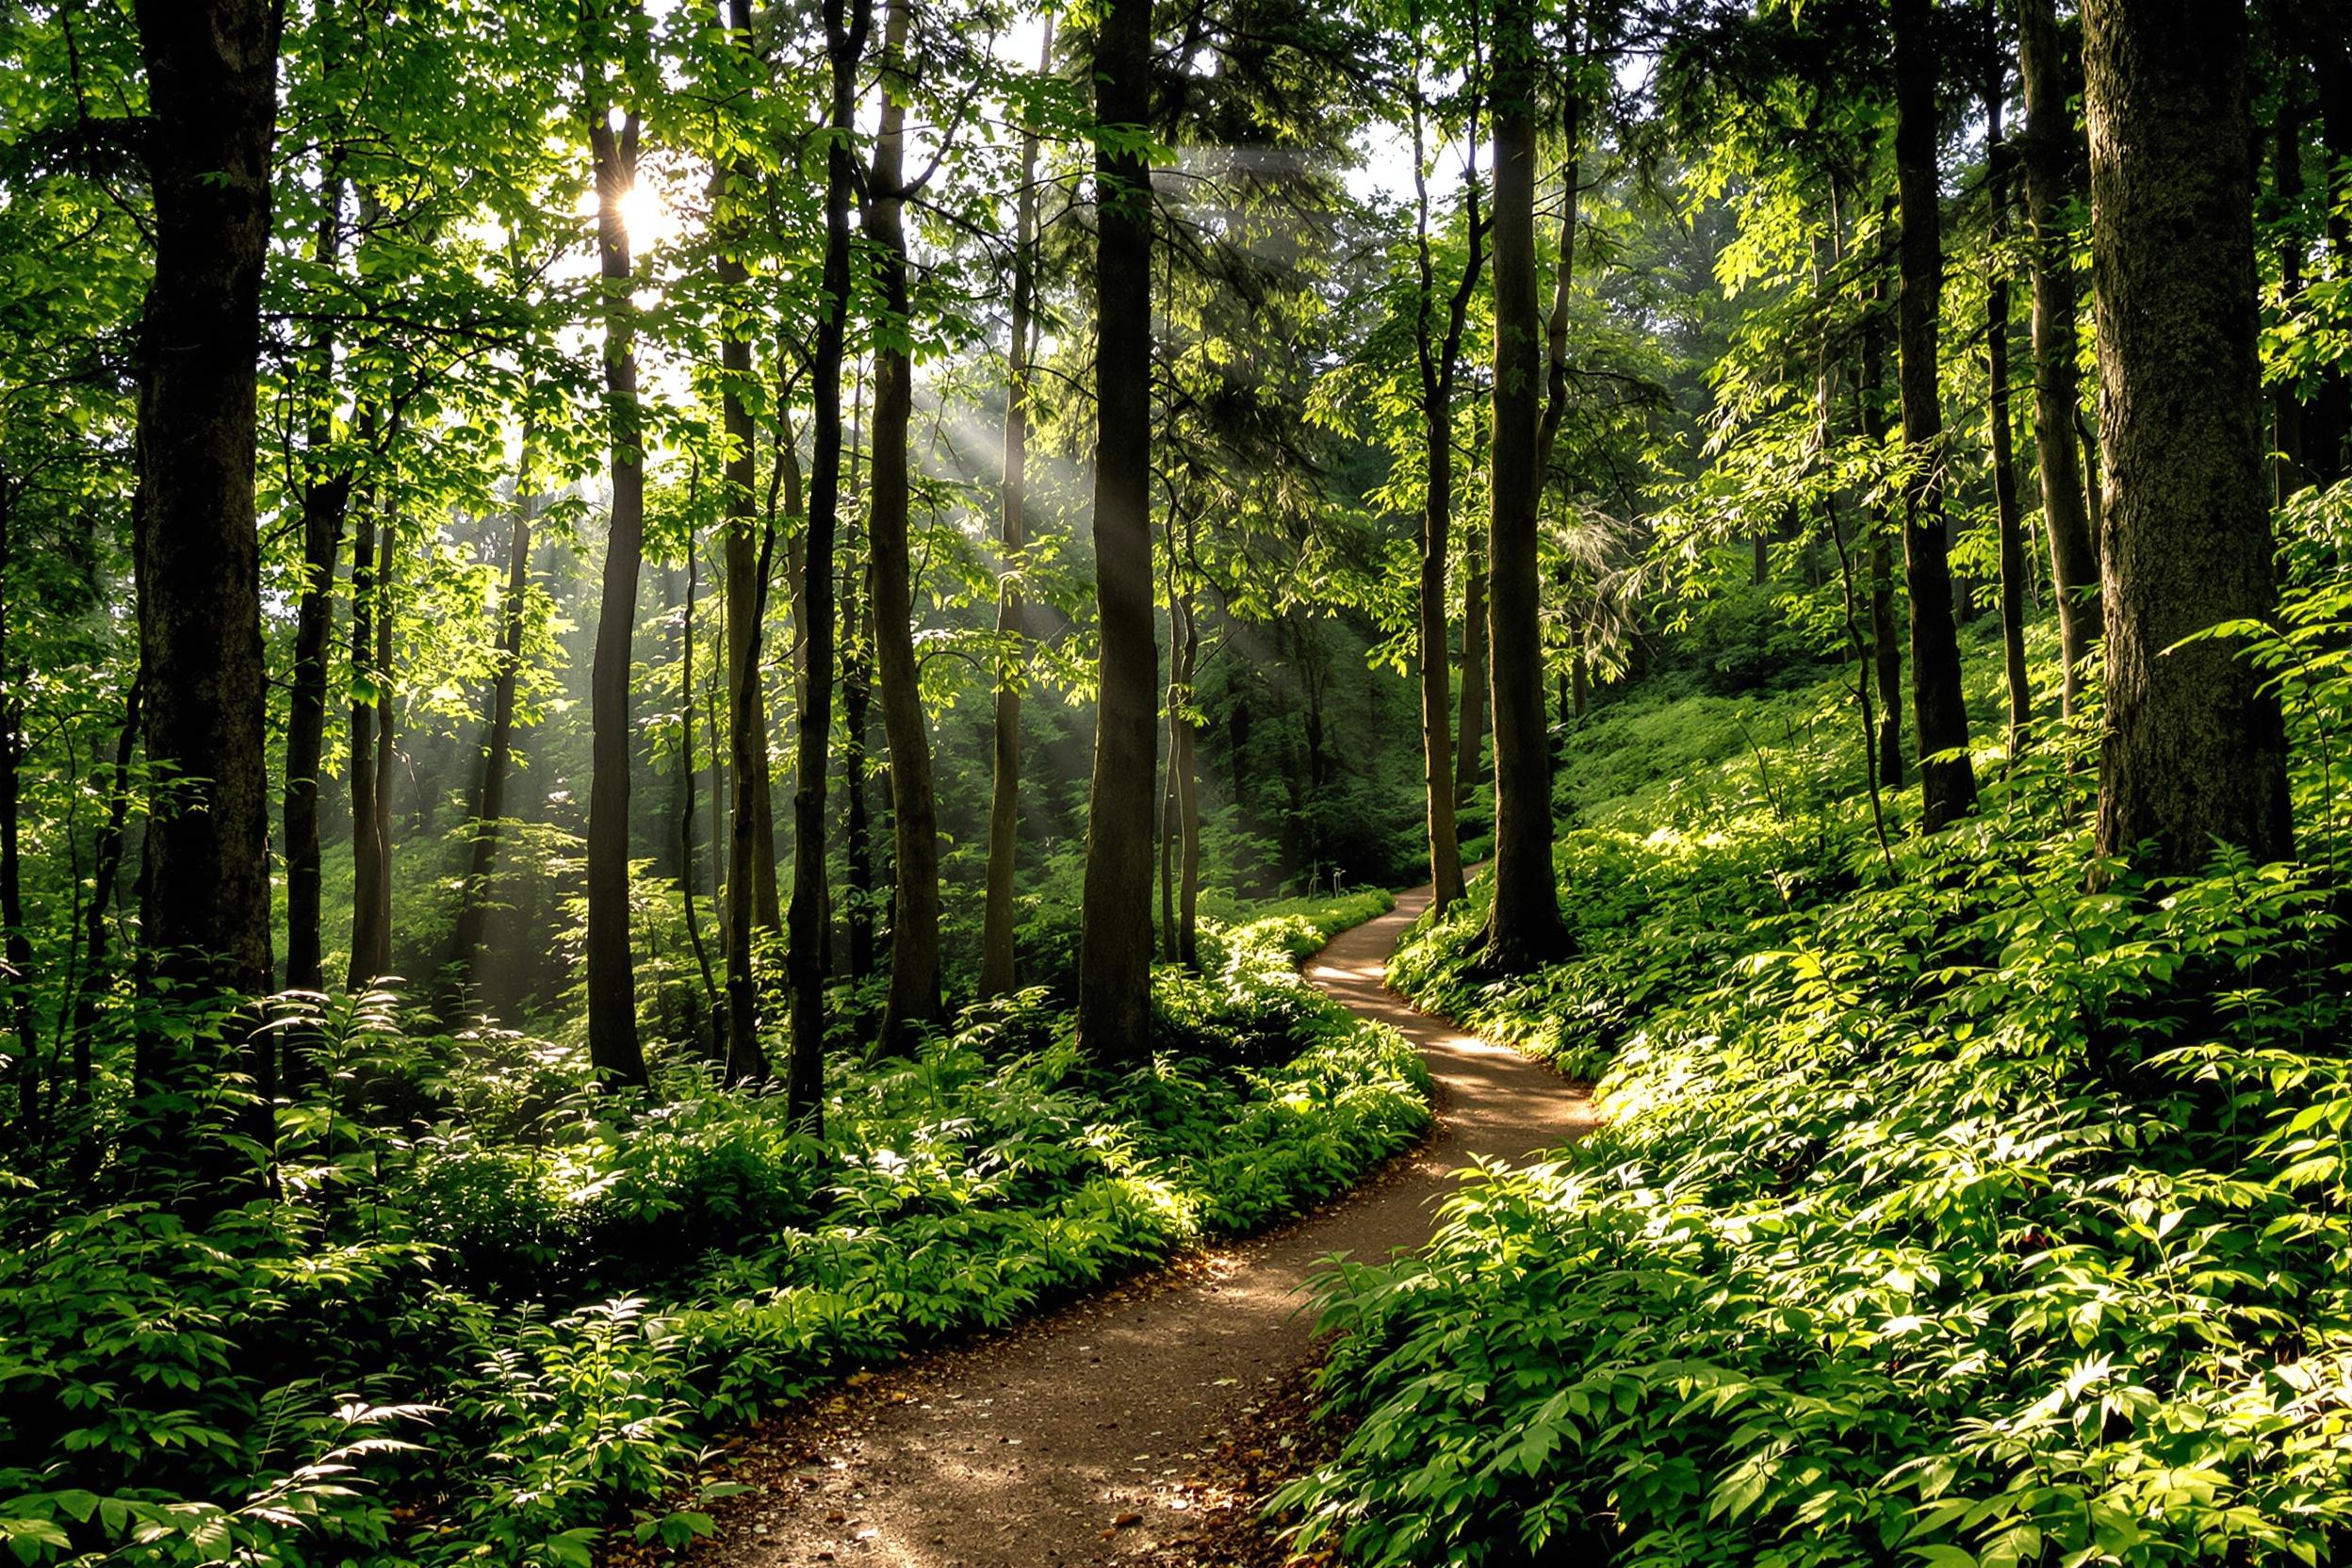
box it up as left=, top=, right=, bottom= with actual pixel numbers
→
left=0, top=890, right=1427, bottom=1568
left=1279, top=583, right=2352, bottom=1566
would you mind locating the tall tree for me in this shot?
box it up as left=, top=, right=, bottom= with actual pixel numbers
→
left=1407, top=24, right=1481, bottom=912
left=129, top=0, right=283, bottom=1133
left=2017, top=0, right=2098, bottom=717
left=1479, top=0, right=1571, bottom=971
left=282, top=19, right=352, bottom=1000
left=1858, top=253, right=1906, bottom=789
left=583, top=24, right=649, bottom=1090
left=445, top=436, right=538, bottom=1008
left=1891, top=0, right=1977, bottom=829
left=980, top=12, right=1053, bottom=1000
left=867, top=0, right=943, bottom=1050
left=1159, top=508, right=1201, bottom=968
left=713, top=0, right=775, bottom=1081
left=788, top=0, right=873, bottom=1129
left=1984, top=27, right=2031, bottom=747
left=348, top=500, right=395, bottom=988
left=0, top=473, right=33, bottom=1134
left=1454, top=536, right=1488, bottom=810
left=1076, top=0, right=1160, bottom=1060
left=2083, top=0, right=2292, bottom=875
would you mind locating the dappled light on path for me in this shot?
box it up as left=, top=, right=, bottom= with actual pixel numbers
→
left=696, top=882, right=1592, bottom=1568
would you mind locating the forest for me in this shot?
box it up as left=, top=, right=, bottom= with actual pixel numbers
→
left=4, top=0, right=2351, bottom=1563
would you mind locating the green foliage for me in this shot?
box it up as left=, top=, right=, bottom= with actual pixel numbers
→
left=0, top=892, right=1425, bottom=1568
left=1280, top=549, right=2352, bottom=1566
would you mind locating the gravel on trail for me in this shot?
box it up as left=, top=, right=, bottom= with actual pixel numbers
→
left=678, top=881, right=1595, bottom=1568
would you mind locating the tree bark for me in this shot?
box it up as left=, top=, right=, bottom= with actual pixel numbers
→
left=714, top=0, right=775, bottom=1081
left=347, top=495, right=388, bottom=988
left=2270, top=64, right=2310, bottom=500
left=1075, top=0, right=1160, bottom=1062
left=584, top=81, right=649, bottom=1089
left=678, top=556, right=719, bottom=1043
left=1455, top=539, right=1488, bottom=810
left=1408, top=33, right=1480, bottom=912
left=73, top=678, right=140, bottom=1100
left=0, top=476, right=35, bottom=1137
left=980, top=15, right=1052, bottom=999
left=2017, top=0, right=2100, bottom=716
left=352, top=514, right=398, bottom=988
left=1160, top=515, right=1202, bottom=968
left=128, top=0, right=281, bottom=1122
left=445, top=436, right=536, bottom=1011
left=2083, top=0, right=2293, bottom=877
left=788, top=0, right=870, bottom=1130
left=1175, top=584, right=1200, bottom=969
left=1985, top=42, right=2032, bottom=747
left=1479, top=0, right=1571, bottom=971
left=867, top=0, right=942, bottom=1051
left=1893, top=0, right=1978, bottom=830
left=1858, top=275, right=1907, bottom=791
left=843, top=546, right=875, bottom=983
left=285, top=145, right=350, bottom=1003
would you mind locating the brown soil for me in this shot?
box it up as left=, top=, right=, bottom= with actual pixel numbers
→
left=677, top=882, right=1594, bottom=1568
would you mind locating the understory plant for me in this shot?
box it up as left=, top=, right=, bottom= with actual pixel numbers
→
left=0, top=894, right=1425, bottom=1568
left=1282, top=547, right=2352, bottom=1567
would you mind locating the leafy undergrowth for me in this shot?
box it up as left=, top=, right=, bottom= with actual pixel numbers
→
left=0, top=893, right=1425, bottom=1568
left=1282, top=559, right=2352, bottom=1565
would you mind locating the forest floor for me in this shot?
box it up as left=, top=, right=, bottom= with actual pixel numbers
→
left=675, top=883, right=1594, bottom=1568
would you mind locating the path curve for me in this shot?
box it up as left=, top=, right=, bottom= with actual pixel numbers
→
left=701, top=883, right=1593, bottom=1568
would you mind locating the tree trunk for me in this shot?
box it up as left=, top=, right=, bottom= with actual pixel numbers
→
left=1479, top=0, right=1571, bottom=972
left=1986, top=44, right=2032, bottom=747
left=1455, top=540, right=1488, bottom=811
left=2079, top=409, right=2104, bottom=556
left=73, top=678, right=140, bottom=1100
left=2271, top=69, right=2311, bottom=500
left=0, top=477, right=35, bottom=1138
left=1175, top=588, right=1200, bottom=970
left=980, top=15, right=1052, bottom=999
left=285, top=152, right=350, bottom=1003
left=787, top=0, right=870, bottom=1131
left=347, top=497, right=389, bottom=989
left=715, top=0, right=774, bottom=1081
left=1870, top=530, right=1903, bottom=788
left=867, top=0, right=942, bottom=1051
left=1533, top=84, right=1580, bottom=471
left=129, top=0, right=281, bottom=1127
left=371, top=522, right=397, bottom=968
left=1160, top=520, right=1202, bottom=969
left=1408, top=39, right=1479, bottom=912
left=1159, top=740, right=1178, bottom=963
left=445, top=438, right=536, bottom=1012
left=843, top=556, right=874, bottom=983
left=2083, top=0, right=2293, bottom=877
left=1893, top=0, right=1978, bottom=830
left=584, top=91, right=649, bottom=1089
left=1075, top=0, right=1160, bottom=1062
left=1860, top=215, right=1906, bottom=789
left=678, top=556, right=719, bottom=1042
left=2017, top=0, right=2100, bottom=716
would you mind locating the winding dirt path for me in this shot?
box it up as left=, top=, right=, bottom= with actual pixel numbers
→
left=696, top=883, right=1593, bottom=1568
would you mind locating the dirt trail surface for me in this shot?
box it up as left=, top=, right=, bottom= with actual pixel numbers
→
left=692, top=884, right=1594, bottom=1568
